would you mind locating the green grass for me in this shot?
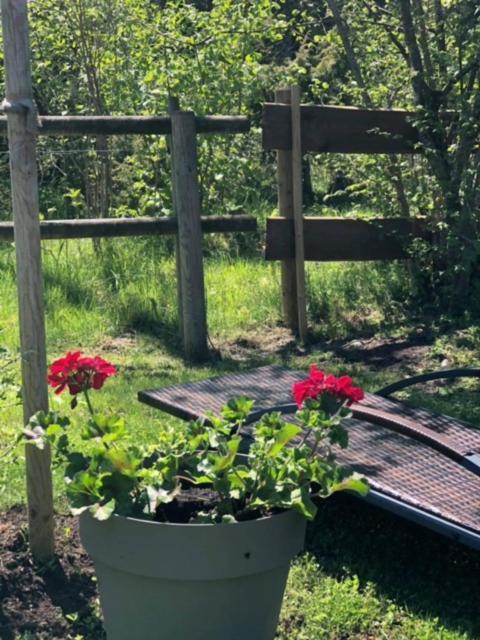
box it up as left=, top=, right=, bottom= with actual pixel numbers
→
left=1, top=239, right=480, bottom=639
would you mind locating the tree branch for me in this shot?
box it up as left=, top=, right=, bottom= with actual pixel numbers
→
left=325, top=0, right=372, bottom=108
left=360, top=0, right=410, bottom=65
left=411, top=0, right=435, bottom=85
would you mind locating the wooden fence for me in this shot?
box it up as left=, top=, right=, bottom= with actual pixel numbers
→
left=0, top=114, right=249, bottom=136
left=0, top=109, right=254, bottom=362
left=0, top=215, right=255, bottom=241
left=263, top=87, right=428, bottom=339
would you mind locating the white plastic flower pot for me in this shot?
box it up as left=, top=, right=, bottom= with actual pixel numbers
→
left=80, top=509, right=306, bottom=640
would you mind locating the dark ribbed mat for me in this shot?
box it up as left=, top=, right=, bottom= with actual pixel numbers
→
left=138, top=366, right=480, bottom=548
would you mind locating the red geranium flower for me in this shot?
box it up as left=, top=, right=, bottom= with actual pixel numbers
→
left=48, top=351, right=117, bottom=396
left=293, top=365, right=364, bottom=409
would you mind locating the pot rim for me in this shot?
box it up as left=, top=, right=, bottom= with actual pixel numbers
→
left=98, top=506, right=293, bottom=529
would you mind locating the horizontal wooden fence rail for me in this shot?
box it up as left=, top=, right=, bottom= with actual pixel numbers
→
left=263, top=103, right=422, bottom=154
left=0, top=215, right=257, bottom=242
left=0, top=114, right=250, bottom=137
left=265, top=217, right=428, bottom=261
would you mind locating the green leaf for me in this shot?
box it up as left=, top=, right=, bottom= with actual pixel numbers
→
left=329, top=423, right=349, bottom=448
left=66, top=471, right=102, bottom=510
left=268, top=423, right=301, bottom=457
left=213, top=437, right=240, bottom=472
left=91, top=499, right=116, bottom=521
left=291, top=486, right=318, bottom=520
left=65, top=452, right=88, bottom=476
left=221, top=514, right=236, bottom=524
left=45, top=423, right=63, bottom=438
left=221, top=397, right=254, bottom=424
left=70, top=504, right=92, bottom=516
left=330, top=476, right=369, bottom=497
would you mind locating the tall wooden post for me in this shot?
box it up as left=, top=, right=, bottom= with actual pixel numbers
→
left=1, top=0, right=55, bottom=560
left=290, top=86, right=308, bottom=342
left=275, top=88, right=298, bottom=332
left=170, top=110, right=209, bottom=362
left=167, top=96, right=184, bottom=345
left=275, top=86, right=308, bottom=341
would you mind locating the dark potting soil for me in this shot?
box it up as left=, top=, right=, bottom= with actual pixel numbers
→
left=157, top=486, right=271, bottom=523
left=158, top=486, right=221, bottom=523
left=0, top=506, right=104, bottom=640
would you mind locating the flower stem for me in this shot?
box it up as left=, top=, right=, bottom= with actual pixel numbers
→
left=83, top=389, right=95, bottom=417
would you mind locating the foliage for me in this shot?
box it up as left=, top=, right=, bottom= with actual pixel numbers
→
left=4, top=0, right=299, bottom=223
left=0, top=346, right=20, bottom=407
left=315, top=0, right=480, bottom=310
left=26, top=357, right=367, bottom=523
left=0, top=346, right=22, bottom=472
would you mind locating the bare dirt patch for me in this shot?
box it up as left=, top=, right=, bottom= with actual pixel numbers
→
left=217, top=326, right=433, bottom=372
left=215, top=326, right=304, bottom=361
left=327, top=335, right=433, bottom=372
left=0, top=507, right=103, bottom=640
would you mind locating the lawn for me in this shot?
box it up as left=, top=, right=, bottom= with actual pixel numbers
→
left=1, top=239, right=480, bottom=639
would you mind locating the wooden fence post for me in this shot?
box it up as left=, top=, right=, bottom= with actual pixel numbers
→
left=170, top=110, right=209, bottom=361
left=275, top=86, right=308, bottom=340
left=290, top=86, right=308, bottom=342
left=167, top=96, right=184, bottom=346
left=1, top=0, right=55, bottom=561
left=275, top=88, right=298, bottom=332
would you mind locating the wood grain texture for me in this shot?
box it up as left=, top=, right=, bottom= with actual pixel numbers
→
left=0, top=215, right=257, bottom=241
left=170, top=111, right=209, bottom=362
left=263, top=103, right=420, bottom=153
left=168, top=96, right=184, bottom=346
left=0, top=114, right=250, bottom=136
left=1, top=0, right=54, bottom=561
left=290, top=87, right=308, bottom=342
left=265, top=217, right=428, bottom=261
left=275, top=88, right=298, bottom=332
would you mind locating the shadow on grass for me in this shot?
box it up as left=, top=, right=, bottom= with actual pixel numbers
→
left=43, top=269, right=98, bottom=310
left=308, top=494, right=480, bottom=638
left=43, top=265, right=186, bottom=360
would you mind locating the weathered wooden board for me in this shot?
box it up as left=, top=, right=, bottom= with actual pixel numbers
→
left=1, top=0, right=54, bottom=561
left=0, top=115, right=250, bottom=136
left=275, top=88, right=298, bottom=332
left=262, top=103, right=420, bottom=154
left=265, top=217, right=428, bottom=261
left=0, top=215, right=257, bottom=242
left=290, top=86, right=308, bottom=341
left=170, top=111, right=208, bottom=362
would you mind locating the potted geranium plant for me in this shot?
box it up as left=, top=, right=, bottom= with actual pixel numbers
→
left=26, top=353, right=367, bottom=640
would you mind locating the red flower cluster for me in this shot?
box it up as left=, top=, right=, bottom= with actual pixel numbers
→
left=48, top=351, right=117, bottom=396
left=293, top=365, right=364, bottom=409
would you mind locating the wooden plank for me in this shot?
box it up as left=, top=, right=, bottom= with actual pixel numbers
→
left=0, top=215, right=257, bottom=242
left=1, top=0, right=54, bottom=562
left=265, top=217, right=428, bottom=261
left=168, top=96, right=184, bottom=347
left=262, top=103, right=420, bottom=153
left=290, top=86, right=308, bottom=342
left=0, top=114, right=250, bottom=136
left=170, top=111, right=209, bottom=362
left=275, top=88, right=298, bottom=332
